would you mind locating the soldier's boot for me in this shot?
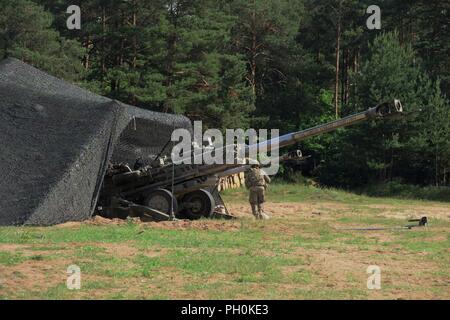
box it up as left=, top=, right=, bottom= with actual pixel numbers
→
left=258, top=204, right=270, bottom=220
left=251, top=204, right=261, bottom=219
left=260, top=212, right=270, bottom=220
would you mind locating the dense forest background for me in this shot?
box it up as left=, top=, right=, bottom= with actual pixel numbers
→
left=1, top=0, right=449, bottom=191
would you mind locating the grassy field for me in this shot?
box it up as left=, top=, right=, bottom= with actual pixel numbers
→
left=0, top=184, right=449, bottom=299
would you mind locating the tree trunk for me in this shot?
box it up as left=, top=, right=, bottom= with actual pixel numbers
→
left=249, top=0, right=257, bottom=97
left=353, top=49, right=359, bottom=73
left=132, top=0, right=137, bottom=69
left=163, top=2, right=178, bottom=113
left=83, top=35, right=90, bottom=70
left=341, top=48, right=345, bottom=106
left=334, top=19, right=341, bottom=119
left=118, top=11, right=124, bottom=66
left=389, top=146, right=394, bottom=181
left=101, top=7, right=106, bottom=78
left=131, top=0, right=138, bottom=105
left=381, top=134, right=387, bottom=181
left=345, top=49, right=350, bottom=104
left=341, top=48, right=350, bottom=106
left=435, top=145, right=439, bottom=186
left=3, top=44, right=7, bottom=59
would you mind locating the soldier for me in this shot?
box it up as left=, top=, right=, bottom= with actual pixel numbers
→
left=245, top=161, right=271, bottom=220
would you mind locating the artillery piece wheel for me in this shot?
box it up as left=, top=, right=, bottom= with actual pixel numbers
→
left=180, top=189, right=215, bottom=220
left=144, top=189, right=178, bottom=216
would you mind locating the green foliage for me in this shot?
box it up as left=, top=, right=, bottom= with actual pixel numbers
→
left=0, top=0, right=85, bottom=81
left=4, top=1, right=449, bottom=188
left=361, top=180, right=450, bottom=202
left=0, top=251, right=24, bottom=266
left=355, top=31, right=422, bottom=108
left=317, top=31, right=450, bottom=187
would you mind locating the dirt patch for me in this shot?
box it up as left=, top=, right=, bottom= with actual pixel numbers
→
left=55, top=216, right=129, bottom=228
left=97, top=242, right=139, bottom=258
left=229, top=201, right=450, bottom=226
left=0, top=243, right=68, bottom=260
left=54, top=215, right=243, bottom=232
left=85, top=266, right=208, bottom=300
left=0, top=256, right=71, bottom=297
left=85, top=241, right=169, bottom=260
left=0, top=244, right=24, bottom=252
left=0, top=242, right=143, bottom=298
left=228, top=203, right=305, bottom=218
left=291, top=246, right=449, bottom=299
left=366, top=204, right=450, bottom=221
left=143, top=219, right=242, bottom=232
left=228, top=202, right=356, bottom=220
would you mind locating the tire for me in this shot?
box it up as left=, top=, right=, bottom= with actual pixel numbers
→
left=144, top=189, right=177, bottom=216
left=180, top=189, right=215, bottom=220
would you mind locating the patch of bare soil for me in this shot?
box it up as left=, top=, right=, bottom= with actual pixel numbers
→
left=0, top=242, right=140, bottom=298
left=367, top=204, right=450, bottom=221
left=97, top=242, right=139, bottom=258
left=143, top=219, right=242, bottom=232
left=0, top=243, right=69, bottom=259
left=55, top=215, right=129, bottom=228
left=0, top=255, right=71, bottom=296
left=54, top=215, right=242, bottom=232
left=229, top=201, right=450, bottom=222
left=0, top=244, right=24, bottom=251
left=78, top=266, right=210, bottom=300
left=227, top=202, right=352, bottom=220
left=294, top=246, right=449, bottom=299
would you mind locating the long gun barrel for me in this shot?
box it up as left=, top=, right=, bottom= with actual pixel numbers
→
left=247, top=99, right=403, bottom=155
left=176, top=100, right=403, bottom=178
left=186, top=100, right=404, bottom=180
left=174, top=100, right=403, bottom=167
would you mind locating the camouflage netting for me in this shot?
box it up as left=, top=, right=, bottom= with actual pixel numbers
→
left=0, top=58, right=191, bottom=226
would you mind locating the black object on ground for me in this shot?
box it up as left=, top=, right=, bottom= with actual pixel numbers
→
left=335, top=216, right=429, bottom=231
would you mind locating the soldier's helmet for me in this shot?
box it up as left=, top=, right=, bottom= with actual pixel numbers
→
left=248, top=158, right=260, bottom=168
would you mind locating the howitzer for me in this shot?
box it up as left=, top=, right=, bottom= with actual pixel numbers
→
left=96, top=100, right=403, bottom=221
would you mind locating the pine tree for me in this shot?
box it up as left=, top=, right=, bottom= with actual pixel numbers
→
left=0, top=0, right=85, bottom=81
left=415, top=80, right=450, bottom=186
left=158, top=1, right=255, bottom=129
left=318, top=31, right=450, bottom=187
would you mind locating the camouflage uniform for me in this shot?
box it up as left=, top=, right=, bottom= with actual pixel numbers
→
left=245, top=165, right=271, bottom=219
